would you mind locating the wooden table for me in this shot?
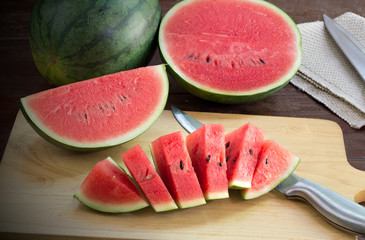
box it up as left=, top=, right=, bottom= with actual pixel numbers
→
left=0, top=0, right=364, bottom=239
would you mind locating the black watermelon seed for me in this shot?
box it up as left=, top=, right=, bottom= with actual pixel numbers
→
left=265, top=158, right=268, bottom=165
left=180, top=161, right=184, bottom=170
left=226, top=156, right=230, bottom=161
left=249, top=149, right=252, bottom=155
left=206, top=155, right=211, bottom=162
left=219, top=162, right=222, bottom=167
left=260, top=59, right=266, bottom=64
left=225, top=142, right=230, bottom=148
left=206, top=57, right=210, bottom=63
left=233, top=159, right=237, bottom=163
left=84, top=114, right=87, bottom=120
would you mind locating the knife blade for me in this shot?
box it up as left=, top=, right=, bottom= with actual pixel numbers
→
left=323, top=14, right=365, bottom=82
left=170, top=105, right=365, bottom=236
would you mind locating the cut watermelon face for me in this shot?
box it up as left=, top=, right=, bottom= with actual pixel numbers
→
left=74, top=157, right=149, bottom=213
left=121, top=145, right=178, bottom=212
left=159, top=0, right=302, bottom=103
left=225, top=123, right=265, bottom=189
left=150, top=131, right=206, bottom=209
left=186, top=124, right=229, bottom=200
left=20, top=65, right=169, bottom=151
left=241, top=140, right=300, bottom=200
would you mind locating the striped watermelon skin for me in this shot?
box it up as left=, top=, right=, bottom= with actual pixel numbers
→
left=29, top=0, right=161, bottom=86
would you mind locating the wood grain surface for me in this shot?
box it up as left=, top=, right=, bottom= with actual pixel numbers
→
left=0, top=110, right=364, bottom=239
left=0, top=0, right=365, bottom=239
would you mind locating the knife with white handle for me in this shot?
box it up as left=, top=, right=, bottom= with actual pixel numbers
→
left=171, top=105, right=365, bottom=236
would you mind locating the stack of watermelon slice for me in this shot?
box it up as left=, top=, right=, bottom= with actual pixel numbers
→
left=74, top=123, right=300, bottom=213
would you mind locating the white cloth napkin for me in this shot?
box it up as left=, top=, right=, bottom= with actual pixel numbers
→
left=290, top=12, right=365, bottom=129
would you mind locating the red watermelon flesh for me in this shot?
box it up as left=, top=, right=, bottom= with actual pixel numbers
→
left=159, top=0, right=302, bottom=103
left=74, top=157, right=149, bottom=213
left=20, top=65, right=169, bottom=150
left=186, top=124, right=229, bottom=200
left=225, top=123, right=265, bottom=189
left=121, top=145, right=178, bottom=212
left=150, top=131, right=206, bottom=209
left=242, top=140, right=300, bottom=200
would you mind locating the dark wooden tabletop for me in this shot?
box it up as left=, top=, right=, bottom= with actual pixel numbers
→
left=4, top=0, right=364, bottom=169
left=0, top=0, right=364, bottom=238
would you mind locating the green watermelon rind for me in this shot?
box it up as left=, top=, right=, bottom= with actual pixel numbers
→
left=228, top=180, right=251, bottom=190
left=158, top=0, right=302, bottom=104
left=29, top=0, right=162, bottom=86
left=74, top=157, right=149, bottom=213
left=19, top=64, right=169, bottom=151
left=204, top=191, right=229, bottom=201
left=241, top=156, right=301, bottom=200
left=150, top=200, right=179, bottom=212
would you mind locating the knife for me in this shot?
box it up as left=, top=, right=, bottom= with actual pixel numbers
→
left=171, top=105, right=365, bottom=236
left=323, top=14, right=365, bottom=82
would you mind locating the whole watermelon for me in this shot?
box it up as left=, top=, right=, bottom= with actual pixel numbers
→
left=29, top=0, right=161, bottom=86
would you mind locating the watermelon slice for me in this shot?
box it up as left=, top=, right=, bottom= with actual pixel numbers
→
left=159, top=0, right=302, bottom=103
left=150, top=131, right=206, bottom=209
left=20, top=65, right=169, bottom=151
left=225, top=123, right=265, bottom=189
left=74, top=157, right=149, bottom=213
left=121, top=145, right=178, bottom=212
left=242, top=140, right=301, bottom=199
left=186, top=124, right=229, bottom=200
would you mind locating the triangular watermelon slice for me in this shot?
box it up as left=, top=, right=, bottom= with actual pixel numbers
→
left=225, top=123, right=265, bottom=189
left=241, top=140, right=301, bottom=199
left=186, top=124, right=229, bottom=200
left=20, top=65, right=169, bottom=151
left=121, top=145, right=178, bottom=212
left=150, top=131, right=206, bottom=209
left=74, top=157, right=149, bottom=213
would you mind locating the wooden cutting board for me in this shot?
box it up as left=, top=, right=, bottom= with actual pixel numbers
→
left=0, top=110, right=364, bottom=240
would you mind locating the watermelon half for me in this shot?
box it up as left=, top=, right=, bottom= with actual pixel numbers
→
left=121, top=145, right=178, bottom=212
left=241, top=140, right=301, bottom=199
left=186, top=124, right=229, bottom=200
left=20, top=65, right=169, bottom=151
left=159, top=0, right=302, bottom=103
left=74, top=157, right=149, bottom=213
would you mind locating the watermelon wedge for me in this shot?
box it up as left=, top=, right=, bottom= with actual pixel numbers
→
left=150, top=131, right=206, bottom=209
left=74, top=157, right=149, bottom=213
left=121, top=145, right=178, bottom=212
left=20, top=65, right=169, bottom=151
left=225, top=123, right=265, bottom=189
left=159, top=0, right=302, bottom=103
left=241, top=140, right=301, bottom=199
left=186, top=124, right=229, bottom=200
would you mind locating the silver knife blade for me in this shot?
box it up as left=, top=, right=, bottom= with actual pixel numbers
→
left=275, top=173, right=302, bottom=193
left=171, top=105, right=203, bottom=134
left=170, top=105, right=365, bottom=236
left=323, top=14, right=365, bottom=82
